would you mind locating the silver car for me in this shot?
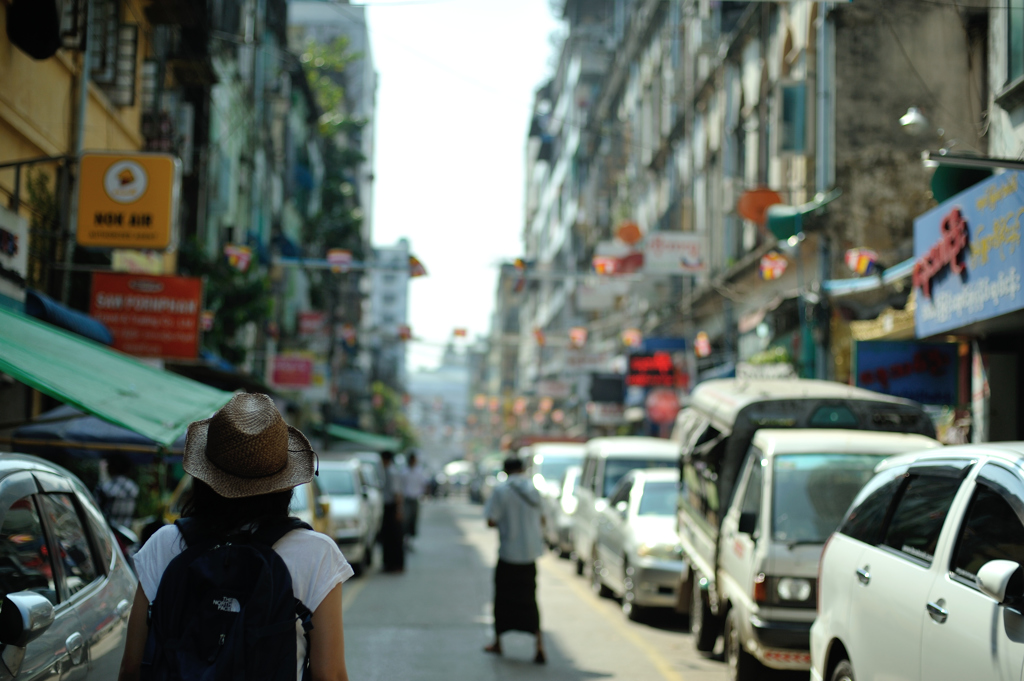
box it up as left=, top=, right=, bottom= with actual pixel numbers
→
left=317, top=460, right=375, bottom=576
left=546, top=465, right=581, bottom=558
left=592, top=468, right=685, bottom=620
left=0, top=452, right=137, bottom=679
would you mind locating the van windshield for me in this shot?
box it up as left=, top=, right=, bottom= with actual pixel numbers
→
left=604, top=458, right=675, bottom=497
left=319, top=469, right=356, bottom=496
left=772, top=454, right=887, bottom=544
left=638, top=481, right=677, bottom=516
left=534, top=455, right=583, bottom=483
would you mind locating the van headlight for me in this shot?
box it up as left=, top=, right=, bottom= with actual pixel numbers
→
left=636, top=542, right=683, bottom=561
left=754, top=574, right=815, bottom=605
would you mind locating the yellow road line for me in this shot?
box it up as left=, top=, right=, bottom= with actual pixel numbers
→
left=542, top=560, right=685, bottom=681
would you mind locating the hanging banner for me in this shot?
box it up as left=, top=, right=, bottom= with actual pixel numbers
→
left=854, top=341, right=958, bottom=405
left=270, top=354, right=314, bottom=389
left=89, top=273, right=202, bottom=359
left=77, top=152, right=180, bottom=249
left=643, top=232, right=707, bottom=274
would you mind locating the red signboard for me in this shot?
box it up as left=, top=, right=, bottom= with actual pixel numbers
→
left=298, top=311, right=327, bottom=338
left=626, top=352, right=681, bottom=387
left=271, top=355, right=314, bottom=388
left=645, top=388, right=681, bottom=424
left=90, top=273, right=202, bottom=359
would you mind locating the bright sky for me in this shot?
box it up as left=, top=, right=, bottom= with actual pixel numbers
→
left=365, top=0, right=561, bottom=370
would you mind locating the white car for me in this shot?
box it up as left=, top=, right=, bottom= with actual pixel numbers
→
left=593, top=468, right=685, bottom=620
left=812, top=443, right=1024, bottom=681
left=317, top=460, right=375, bottom=576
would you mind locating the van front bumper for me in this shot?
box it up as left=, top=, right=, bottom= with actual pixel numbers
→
left=748, top=615, right=812, bottom=669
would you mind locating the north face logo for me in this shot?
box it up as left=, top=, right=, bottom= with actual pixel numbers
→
left=213, top=597, right=241, bottom=613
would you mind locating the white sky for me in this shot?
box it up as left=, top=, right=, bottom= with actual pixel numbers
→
left=364, top=0, right=561, bottom=370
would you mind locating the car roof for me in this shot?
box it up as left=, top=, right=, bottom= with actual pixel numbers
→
left=877, top=441, right=1024, bottom=472
left=585, top=436, right=679, bottom=457
left=688, top=378, right=915, bottom=426
left=752, top=429, right=942, bottom=457
left=0, top=452, right=75, bottom=479
left=627, top=468, right=680, bottom=483
left=523, top=443, right=586, bottom=457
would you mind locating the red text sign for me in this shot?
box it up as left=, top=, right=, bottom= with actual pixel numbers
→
left=90, top=273, right=202, bottom=359
left=271, top=355, right=314, bottom=388
left=913, top=207, right=968, bottom=299
left=627, top=352, right=680, bottom=387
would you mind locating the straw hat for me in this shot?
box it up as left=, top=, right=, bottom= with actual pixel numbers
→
left=183, top=393, right=315, bottom=499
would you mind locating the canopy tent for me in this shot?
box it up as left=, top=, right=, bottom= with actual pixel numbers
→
left=10, top=404, right=188, bottom=464
left=325, top=423, right=401, bottom=452
left=0, top=306, right=232, bottom=448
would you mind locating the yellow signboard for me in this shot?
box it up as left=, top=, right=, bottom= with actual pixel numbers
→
left=76, top=152, right=180, bottom=249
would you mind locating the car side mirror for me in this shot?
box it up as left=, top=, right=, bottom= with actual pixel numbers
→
left=977, top=559, right=1024, bottom=606
left=0, top=591, right=55, bottom=648
left=615, top=500, right=628, bottom=516
left=738, top=512, right=758, bottom=535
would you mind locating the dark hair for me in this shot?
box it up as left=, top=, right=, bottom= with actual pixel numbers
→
left=180, top=478, right=293, bottom=538
left=107, top=453, right=132, bottom=478
left=381, top=451, right=395, bottom=463
left=504, top=457, right=524, bottom=475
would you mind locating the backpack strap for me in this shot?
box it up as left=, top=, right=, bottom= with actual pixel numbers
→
left=250, top=516, right=314, bottom=548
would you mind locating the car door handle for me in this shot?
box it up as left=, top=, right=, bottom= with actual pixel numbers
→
left=856, top=567, right=871, bottom=585
left=927, top=600, right=949, bottom=624
left=66, top=632, right=85, bottom=665
left=117, top=599, right=131, bottom=619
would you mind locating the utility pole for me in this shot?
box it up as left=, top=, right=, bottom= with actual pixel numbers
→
left=815, top=2, right=836, bottom=380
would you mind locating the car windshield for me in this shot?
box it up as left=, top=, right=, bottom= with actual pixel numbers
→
left=772, top=454, right=887, bottom=544
left=534, top=454, right=582, bottom=483
left=637, top=481, right=677, bottom=516
left=604, top=458, right=675, bottom=497
left=319, top=469, right=356, bottom=496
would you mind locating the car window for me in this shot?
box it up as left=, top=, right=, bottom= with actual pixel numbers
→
left=881, top=474, right=962, bottom=566
left=320, top=469, right=356, bottom=496
left=740, top=453, right=763, bottom=516
left=609, top=479, right=633, bottom=506
left=950, top=465, right=1024, bottom=584
left=38, top=494, right=98, bottom=599
left=290, top=486, right=309, bottom=512
left=772, top=454, right=887, bottom=545
left=637, top=481, right=676, bottom=516
left=839, top=467, right=907, bottom=545
left=602, top=458, right=675, bottom=498
left=0, top=496, right=57, bottom=605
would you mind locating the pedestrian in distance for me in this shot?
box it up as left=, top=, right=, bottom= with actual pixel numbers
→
left=483, top=455, right=547, bottom=664
left=380, top=449, right=405, bottom=573
left=95, top=452, right=140, bottom=530
left=402, top=451, right=429, bottom=551
left=117, top=393, right=353, bottom=681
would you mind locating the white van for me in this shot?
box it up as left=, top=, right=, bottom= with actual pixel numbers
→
left=713, top=429, right=941, bottom=679
left=572, top=437, right=679, bottom=578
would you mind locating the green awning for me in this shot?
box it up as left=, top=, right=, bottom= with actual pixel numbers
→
left=326, top=423, right=400, bottom=451
left=0, top=306, right=233, bottom=447
left=765, top=188, right=842, bottom=241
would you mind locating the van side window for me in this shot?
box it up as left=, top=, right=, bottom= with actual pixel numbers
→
left=681, top=436, right=726, bottom=528
left=581, top=456, right=596, bottom=492
left=949, top=464, right=1024, bottom=584
left=740, top=452, right=763, bottom=517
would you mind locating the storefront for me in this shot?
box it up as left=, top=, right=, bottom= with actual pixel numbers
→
left=913, top=171, right=1024, bottom=441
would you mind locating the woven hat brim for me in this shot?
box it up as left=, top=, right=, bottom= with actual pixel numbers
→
left=183, top=418, right=315, bottom=499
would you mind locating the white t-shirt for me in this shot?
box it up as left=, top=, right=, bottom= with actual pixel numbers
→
left=135, top=524, right=354, bottom=679
left=402, top=464, right=430, bottom=498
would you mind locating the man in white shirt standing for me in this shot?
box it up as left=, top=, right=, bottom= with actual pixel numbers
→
left=402, top=451, right=429, bottom=550
left=483, top=456, right=546, bottom=664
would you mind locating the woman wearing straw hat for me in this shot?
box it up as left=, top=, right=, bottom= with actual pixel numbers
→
left=118, top=393, right=353, bottom=681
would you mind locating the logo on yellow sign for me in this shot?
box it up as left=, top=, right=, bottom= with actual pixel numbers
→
left=77, top=152, right=179, bottom=249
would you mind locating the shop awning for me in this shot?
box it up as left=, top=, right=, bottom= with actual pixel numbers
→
left=0, top=307, right=233, bottom=447
left=821, top=257, right=914, bottom=297
left=766, top=189, right=842, bottom=241
left=326, top=423, right=401, bottom=451
left=25, top=289, right=113, bottom=345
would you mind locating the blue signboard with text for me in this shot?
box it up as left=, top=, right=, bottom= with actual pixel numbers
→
left=913, top=171, right=1024, bottom=337
left=855, top=341, right=958, bottom=406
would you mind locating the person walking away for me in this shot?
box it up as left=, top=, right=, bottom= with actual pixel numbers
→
left=380, top=450, right=405, bottom=573
left=95, top=452, right=139, bottom=530
left=483, top=456, right=546, bottom=664
left=402, top=451, right=429, bottom=550
left=117, top=393, right=352, bottom=681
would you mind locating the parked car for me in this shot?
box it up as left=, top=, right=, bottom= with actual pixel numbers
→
left=573, top=437, right=679, bottom=578
left=592, top=468, right=686, bottom=620
left=671, top=378, right=937, bottom=655
left=812, top=442, right=1024, bottom=681
left=317, top=460, right=375, bottom=576
left=470, top=456, right=504, bottom=504
left=322, top=453, right=384, bottom=546
left=523, top=443, right=585, bottom=548
left=705, top=429, right=940, bottom=680
left=547, top=465, right=582, bottom=557
left=0, top=452, right=137, bottom=679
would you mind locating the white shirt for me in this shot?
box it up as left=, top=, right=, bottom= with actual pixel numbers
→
left=135, top=524, right=354, bottom=679
left=403, top=464, right=430, bottom=499
left=484, top=475, right=545, bottom=565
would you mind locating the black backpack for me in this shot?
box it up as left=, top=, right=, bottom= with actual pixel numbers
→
left=141, top=517, right=315, bottom=681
